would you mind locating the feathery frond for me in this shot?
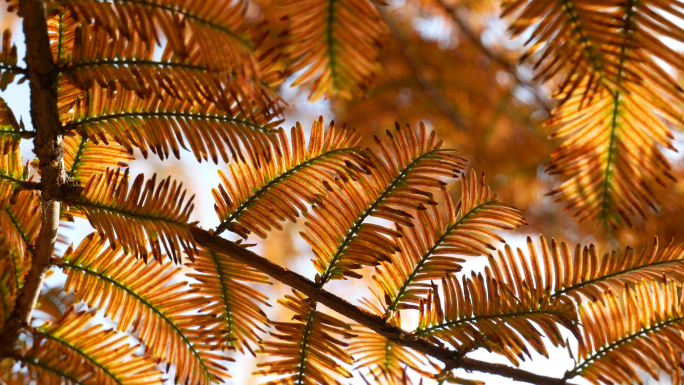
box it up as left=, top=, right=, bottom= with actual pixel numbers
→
left=255, top=291, right=354, bottom=385
left=63, top=85, right=280, bottom=163
left=349, top=295, right=427, bottom=384
left=415, top=273, right=577, bottom=365
left=212, top=117, right=367, bottom=238
left=69, top=168, right=195, bottom=263
left=374, top=171, right=525, bottom=312
left=11, top=349, right=99, bottom=385
left=30, top=308, right=163, bottom=385
left=187, top=247, right=271, bottom=355
left=489, top=235, right=684, bottom=303
left=56, top=233, right=229, bottom=384
left=544, top=84, right=678, bottom=227
left=51, top=9, right=284, bottom=164
left=503, top=0, right=684, bottom=91
left=55, top=0, right=261, bottom=80
left=63, top=134, right=135, bottom=182
left=60, top=20, right=281, bottom=114
left=351, top=326, right=428, bottom=384
left=567, top=280, right=684, bottom=384
left=281, top=0, right=387, bottom=100
left=1, top=191, right=41, bottom=259
left=503, top=0, right=684, bottom=226
left=301, top=122, right=468, bottom=284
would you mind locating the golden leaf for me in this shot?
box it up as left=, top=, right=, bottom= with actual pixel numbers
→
left=68, top=169, right=196, bottom=263
left=504, top=0, right=684, bottom=226
left=374, top=171, right=526, bottom=313
left=255, top=290, right=354, bottom=385
left=212, top=116, right=367, bottom=238
left=57, top=233, right=229, bottom=384
left=569, top=280, right=684, bottom=384
left=0, top=191, right=41, bottom=260
left=24, top=308, right=163, bottom=385
left=350, top=295, right=427, bottom=384
left=187, top=247, right=271, bottom=355
left=63, top=133, right=135, bottom=182
left=489, top=235, right=684, bottom=303
left=302, top=122, right=468, bottom=284
left=281, top=0, right=387, bottom=100
left=416, top=273, right=577, bottom=365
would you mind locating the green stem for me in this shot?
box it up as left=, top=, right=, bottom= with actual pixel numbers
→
left=295, top=303, right=318, bottom=385
left=4, top=206, right=32, bottom=250
left=0, top=278, right=11, bottom=321
left=13, top=355, right=86, bottom=384
left=207, top=249, right=235, bottom=346
left=0, top=130, right=22, bottom=136
left=318, top=148, right=443, bottom=285
left=388, top=202, right=491, bottom=311
left=37, top=330, right=124, bottom=385
left=65, top=111, right=272, bottom=134
left=56, top=12, right=65, bottom=61
left=72, top=202, right=189, bottom=229
left=598, top=92, right=621, bottom=226
left=0, top=173, right=26, bottom=186
left=214, top=148, right=360, bottom=236
left=557, top=0, right=604, bottom=73
left=8, top=249, right=21, bottom=296
left=551, top=258, right=683, bottom=299
left=598, top=0, right=635, bottom=227
left=62, top=59, right=213, bottom=72
left=566, top=314, right=684, bottom=379
left=56, top=262, right=213, bottom=379
left=68, top=136, right=87, bottom=178
left=326, top=0, right=339, bottom=90
left=415, top=308, right=570, bottom=336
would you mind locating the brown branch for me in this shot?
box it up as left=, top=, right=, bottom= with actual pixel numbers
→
left=0, top=0, right=65, bottom=357
left=9, top=181, right=42, bottom=205
left=191, top=226, right=575, bottom=385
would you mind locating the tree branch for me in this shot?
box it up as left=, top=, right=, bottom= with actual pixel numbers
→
left=191, top=226, right=574, bottom=385
left=0, top=0, right=65, bottom=357
left=9, top=181, right=42, bottom=205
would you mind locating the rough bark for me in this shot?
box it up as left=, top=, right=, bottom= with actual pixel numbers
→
left=0, top=0, right=64, bottom=357
left=191, top=226, right=574, bottom=385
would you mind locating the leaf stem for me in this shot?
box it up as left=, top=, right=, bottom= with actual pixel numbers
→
left=214, top=148, right=360, bottom=236
left=192, top=226, right=576, bottom=385
left=65, top=111, right=273, bottom=134
left=565, top=314, right=684, bottom=379
left=388, top=202, right=490, bottom=311
left=54, top=260, right=214, bottom=379
left=318, top=148, right=443, bottom=285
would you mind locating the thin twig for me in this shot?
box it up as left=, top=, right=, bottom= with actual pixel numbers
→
left=191, top=226, right=575, bottom=385
left=379, top=9, right=471, bottom=131
left=0, top=64, right=28, bottom=75
left=434, top=0, right=552, bottom=111
left=9, top=181, right=42, bottom=205
left=0, top=0, right=65, bottom=357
